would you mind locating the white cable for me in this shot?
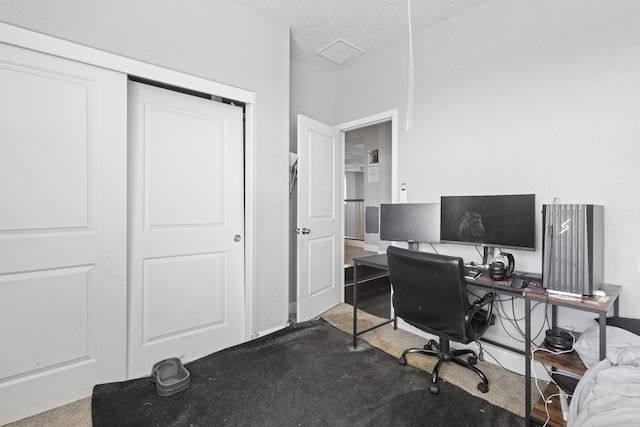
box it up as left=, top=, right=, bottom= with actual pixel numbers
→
left=530, top=332, right=577, bottom=426
left=406, top=0, right=414, bottom=131
left=530, top=353, right=551, bottom=426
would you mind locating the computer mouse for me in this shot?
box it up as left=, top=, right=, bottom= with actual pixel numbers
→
left=510, top=278, right=525, bottom=288
left=594, top=289, right=606, bottom=297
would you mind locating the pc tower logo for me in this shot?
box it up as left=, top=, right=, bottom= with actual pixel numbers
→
left=559, top=219, right=572, bottom=235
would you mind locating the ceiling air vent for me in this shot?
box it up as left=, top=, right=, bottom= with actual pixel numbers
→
left=317, top=39, right=364, bottom=65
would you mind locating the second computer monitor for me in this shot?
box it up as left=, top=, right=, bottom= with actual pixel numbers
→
left=379, top=203, right=440, bottom=248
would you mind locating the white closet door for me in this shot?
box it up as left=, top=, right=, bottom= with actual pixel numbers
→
left=0, top=44, right=127, bottom=424
left=127, top=82, right=245, bottom=378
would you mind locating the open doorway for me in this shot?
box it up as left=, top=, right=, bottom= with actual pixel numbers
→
left=339, top=111, right=396, bottom=318
left=343, top=134, right=376, bottom=266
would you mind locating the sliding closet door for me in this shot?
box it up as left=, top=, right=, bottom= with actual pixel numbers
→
left=127, top=82, right=245, bottom=378
left=0, top=44, right=127, bottom=424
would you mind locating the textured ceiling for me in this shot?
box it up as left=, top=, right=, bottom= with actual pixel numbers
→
left=231, top=0, right=488, bottom=72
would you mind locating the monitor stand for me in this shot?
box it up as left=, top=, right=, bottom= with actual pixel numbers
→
left=408, top=241, right=419, bottom=251
left=482, top=246, right=496, bottom=267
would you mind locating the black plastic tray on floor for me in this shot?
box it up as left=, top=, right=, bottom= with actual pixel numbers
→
left=150, top=357, right=191, bottom=396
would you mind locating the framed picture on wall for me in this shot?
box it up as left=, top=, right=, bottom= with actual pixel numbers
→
left=368, top=149, right=378, bottom=164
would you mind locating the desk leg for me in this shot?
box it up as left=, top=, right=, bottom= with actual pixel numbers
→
left=351, top=259, right=394, bottom=347
left=599, top=311, right=606, bottom=361
left=525, top=297, right=531, bottom=426
left=353, top=262, right=358, bottom=348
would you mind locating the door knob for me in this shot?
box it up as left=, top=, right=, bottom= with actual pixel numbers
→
left=234, top=234, right=242, bottom=242
left=301, top=228, right=310, bottom=234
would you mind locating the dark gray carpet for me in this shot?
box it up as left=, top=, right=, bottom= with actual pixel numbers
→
left=92, top=319, right=524, bottom=426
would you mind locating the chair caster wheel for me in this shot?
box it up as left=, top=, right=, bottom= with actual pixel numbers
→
left=398, top=356, right=407, bottom=366
left=477, top=382, right=489, bottom=393
left=467, top=356, right=477, bottom=365
left=429, top=384, right=439, bottom=394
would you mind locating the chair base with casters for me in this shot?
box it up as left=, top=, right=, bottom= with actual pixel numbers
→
left=397, top=338, right=489, bottom=395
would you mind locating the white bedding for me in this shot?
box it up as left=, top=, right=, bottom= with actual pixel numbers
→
left=567, top=325, right=640, bottom=427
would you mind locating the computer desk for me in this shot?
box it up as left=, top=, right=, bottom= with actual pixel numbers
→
left=351, top=253, right=621, bottom=426
left=351, top=253, right=528, bottom=349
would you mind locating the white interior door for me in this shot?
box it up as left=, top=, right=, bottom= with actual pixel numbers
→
left=128, top=82, right=245, bottom=378
left=0, top=44, right=127, bottom=424
left=296, top=115, right=342, bottom=322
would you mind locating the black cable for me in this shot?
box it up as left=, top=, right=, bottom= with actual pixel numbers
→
left=486, top=296, right=551, bottom=348
left=467, top=280, right=557, bottom=360
left=495, top=304, right=528, bottom=344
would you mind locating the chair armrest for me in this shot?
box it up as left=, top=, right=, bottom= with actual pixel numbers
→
left=472, top=292, right=496, bottom=309
left=465, top=292, right=496, bottom=340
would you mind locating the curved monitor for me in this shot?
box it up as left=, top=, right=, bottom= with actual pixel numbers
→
left=440, top=194, right=536, bottom=251
left=380, top=203, right=440, bottom=244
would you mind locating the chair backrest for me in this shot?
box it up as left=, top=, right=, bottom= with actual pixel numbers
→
left=387, top=246, right=473, bottom=343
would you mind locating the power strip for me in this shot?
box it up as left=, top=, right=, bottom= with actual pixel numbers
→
left=559, top=389, right=569, bottom=421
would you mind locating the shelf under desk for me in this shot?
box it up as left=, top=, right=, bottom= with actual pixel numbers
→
left=524, top=284, right=620, bottom=426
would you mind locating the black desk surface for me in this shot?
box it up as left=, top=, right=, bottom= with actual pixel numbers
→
left=353, top=254, right=531, bottom=296
left=353, top=254, right=387, bottom=268
left=353, top=253, right=619, bottom=309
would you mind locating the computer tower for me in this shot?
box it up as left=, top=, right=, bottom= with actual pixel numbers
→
left=542, top=204, right=604, bottom=296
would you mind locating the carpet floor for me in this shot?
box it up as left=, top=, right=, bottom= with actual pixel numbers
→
left=92, top=319, right=524, bottom=426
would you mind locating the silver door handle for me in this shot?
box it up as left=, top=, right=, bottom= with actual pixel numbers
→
left=234, top=234, right=242, bottom=242
left=301, top=228, right=310, bottom=234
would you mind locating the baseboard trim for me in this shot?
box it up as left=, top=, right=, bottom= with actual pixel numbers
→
left=345, top=239, right=364, bottom=248
left=363, top=244, right=379, bottom=252
left=251, top=323, right=288, bottom=340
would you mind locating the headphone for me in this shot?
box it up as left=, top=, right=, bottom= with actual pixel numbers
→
left=544, top=328, right=574, bottom=352
left=489, top=252, right=515, bottom=280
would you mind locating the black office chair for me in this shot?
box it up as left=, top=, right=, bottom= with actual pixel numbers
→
left=386, top=246, right=495, bottom=394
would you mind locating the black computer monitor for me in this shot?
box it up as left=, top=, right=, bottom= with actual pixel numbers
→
left=380, top=203, right=440, bottom=250
left=440, top=194, right=536, bottom=263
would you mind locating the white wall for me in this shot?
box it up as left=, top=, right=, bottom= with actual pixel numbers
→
left=330, top=0, right=640, bottom=328
left=0, top=0, right=291, bottom=334
left=290, top=58, right=334, bottom=149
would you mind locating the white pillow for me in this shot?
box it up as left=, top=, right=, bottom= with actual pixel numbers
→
left=574, top=324, right=640, bottom=368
